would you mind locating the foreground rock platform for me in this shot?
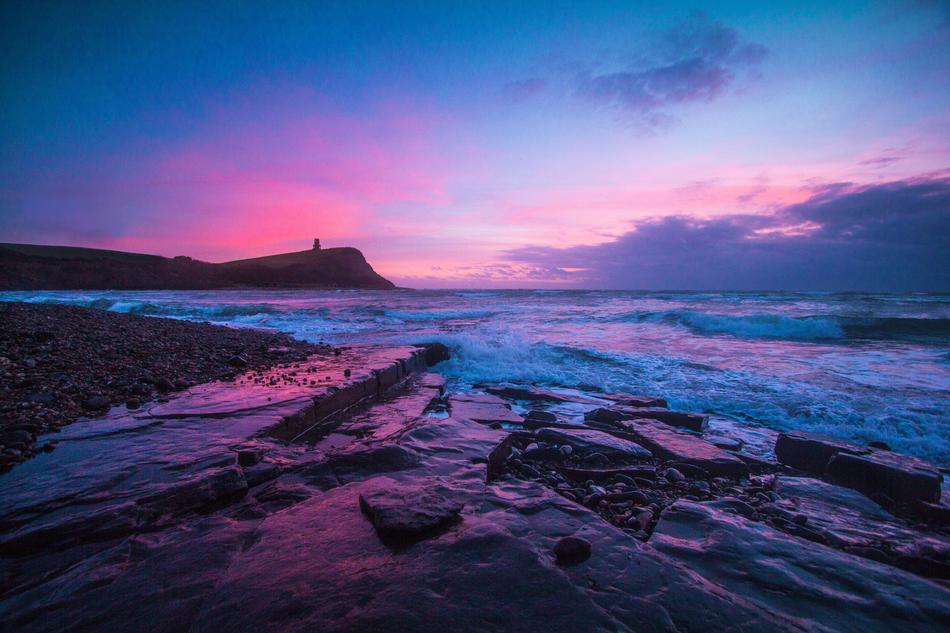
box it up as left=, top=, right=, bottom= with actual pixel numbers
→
left=1, top=349, right=949, bottom=632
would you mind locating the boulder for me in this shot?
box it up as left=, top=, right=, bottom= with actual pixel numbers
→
left=773, top=430, right=867, bottom=474
left=535, top=427, right=651, bottom=460
left=553, top=536, right=591, bottom=566
left=421, top=342, right=450, bottom=367
left=826, top=450, right=942, bottom=504
left=359, top=487, right=463, bottom=541
left=618, top=420, right=748, bottom=477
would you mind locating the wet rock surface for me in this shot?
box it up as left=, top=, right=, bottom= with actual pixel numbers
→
left=0, top=302, right=318, bottom=471
left=1, top=343, right=949, bottom=632
left=359, top=484, right=464, bottom=542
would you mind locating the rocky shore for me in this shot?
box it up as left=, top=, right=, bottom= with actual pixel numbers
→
left=0, top=302, right=319, bottom=471
left=0, top=323, right=948, bottom=631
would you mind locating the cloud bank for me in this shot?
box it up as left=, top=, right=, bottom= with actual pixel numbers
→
left=506, top=177, right=950, bottom=291
left=575, top=12, right=767, bottom=126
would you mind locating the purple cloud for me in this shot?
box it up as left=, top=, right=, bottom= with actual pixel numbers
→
left=576, top=12, right=767, bottom=124
left=506, top=177, right=950, bottom=291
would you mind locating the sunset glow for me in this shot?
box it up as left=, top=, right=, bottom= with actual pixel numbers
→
left=1, top=1, right=948, bottom=289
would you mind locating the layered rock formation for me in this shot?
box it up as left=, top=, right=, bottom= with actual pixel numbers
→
left=0, top=243, right=395, bottom=289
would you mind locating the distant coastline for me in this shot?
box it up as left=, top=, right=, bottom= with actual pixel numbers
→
left=0, top=242, right=395, bottom=290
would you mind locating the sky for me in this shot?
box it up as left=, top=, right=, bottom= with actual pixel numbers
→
left=1, top=0, right=948, bottom=290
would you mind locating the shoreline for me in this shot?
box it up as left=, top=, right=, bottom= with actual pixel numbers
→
left=0, top=301, right=321, bottom=472
left=0, top=309, right=948, bottom=630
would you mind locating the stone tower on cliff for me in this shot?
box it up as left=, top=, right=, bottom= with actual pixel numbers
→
left=312, top=238, right=321, bottom=250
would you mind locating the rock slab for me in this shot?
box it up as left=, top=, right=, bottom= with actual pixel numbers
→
left=619, top=420, right=748, bottom=477
left=827, top=450, right=943, bottom=504
left=536, top=427, right=652, bottom=460
left=359, top=487, right=464, bottom=541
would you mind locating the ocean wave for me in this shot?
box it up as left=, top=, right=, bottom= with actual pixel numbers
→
left=613, top=310, right=950, bottom=343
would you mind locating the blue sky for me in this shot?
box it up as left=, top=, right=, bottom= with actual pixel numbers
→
left=1, top=1, right=948, bottom=288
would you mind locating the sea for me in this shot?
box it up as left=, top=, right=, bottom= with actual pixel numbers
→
left=4, top=289, right=949, bottom=464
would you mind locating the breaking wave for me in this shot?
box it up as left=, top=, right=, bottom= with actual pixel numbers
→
left=617, top=310, right=950, bottom=343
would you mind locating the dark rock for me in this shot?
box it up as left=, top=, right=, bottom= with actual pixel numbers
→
left=664, top=467, right=685, bottom=483
left=553, top=536, right=591, bottom=566
left=523, top=446, right=563, bottom=461
left=155, top=377, right=175, bottom=392
left=2, top=430, right=32, bottom=445
left=421, top=342, right=450, bottom=367
left=774, top=430, right=867, bottom=474
left=520, top=464, right=541, bottom=478
left=688, top=481, right=710, bottom=495
left=868, top=440, right=891, bottom=450
left=826, top=450, right=942, bottom=503
left=82, top=395, right=110, bottom=410
left=125, top=398, right=141, bottom=409
left=710, top=436, right=743, bottom=451
left=584, top=406, right=708, bottom=432
left=173, top=378, right=190, bottom=391
left=237, top=448, right=263, bottom=467
left=481, top=384, right=605, bottom=405
left=559, top=465, right=656, bottom=483
left=912, top=500, right=950, bottom=528
left=602, top=394, right=668, bottom=408
left=128, top=383, right=150, bottom=396
left=359, top=487, right=463, bottom=541
left=606, top=490, right=648, bottom=504
left=525, top=409, right=557, bottom=423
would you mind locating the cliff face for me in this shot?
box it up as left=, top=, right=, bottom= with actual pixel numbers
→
left=0, top=244, right=396, bottom=290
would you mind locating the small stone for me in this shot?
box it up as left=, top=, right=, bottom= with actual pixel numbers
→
left=173, top=379, right=190, bottom=391
left=686, top=481, right=709, bottom=497
left=155, top=377, right=175, bottom=392
left=82, top=395, right=110, bottom=410
left=586, top=452, right=610, bottom=466
left=559, top=444, right=573, bottom=456
left=554, top=536, right=591, bottom=566
left=343, top=368, right=351, bottom=377
left=868, top=440, right=891, bottom=451
left=665, top=467, right=685, bottom=483
left=792, top=513, right=809, bottom=526
left=520, top=464, right=541, bottom=478
left=125, top=398, right=141, bottom=409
